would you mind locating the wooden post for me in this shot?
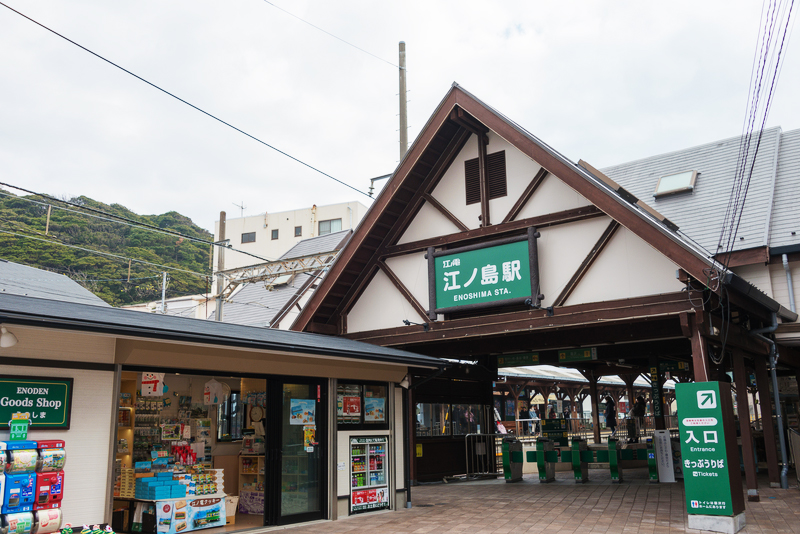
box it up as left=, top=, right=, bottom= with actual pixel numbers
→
left=588, top=374, right=601, bottom=444
left=408, top=381, right=417, bottom=486
left=733, top=350, right=759, bottom=500
left=690, top=314, right=710, bottom=382
left=754, top=356, right=781, bottom=487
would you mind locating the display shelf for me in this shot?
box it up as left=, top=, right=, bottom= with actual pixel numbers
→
left=118, top=406, right=133, bottom=428
left=239, top=455, right=265, bottom=514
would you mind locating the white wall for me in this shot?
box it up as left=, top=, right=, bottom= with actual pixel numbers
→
left=0, top=365, right=114, bottom=526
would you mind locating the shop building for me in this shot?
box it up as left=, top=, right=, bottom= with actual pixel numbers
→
left=0, top=291, right=446, bottom=529
left=291, top=84, right=799, bottom=496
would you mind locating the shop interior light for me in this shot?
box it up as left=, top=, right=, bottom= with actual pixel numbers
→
left=0, top=326, right=18, bottom=348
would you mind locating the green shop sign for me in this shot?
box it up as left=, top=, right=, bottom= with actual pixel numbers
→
left=0, top=376, right=74, bottom=429
left=558, top=347, right=597, bottom=363
left=497, top=352, right=539, bottom=368
left=676, top=382, right=744, bottom=517
left=429, top=230, right=540, bottom=315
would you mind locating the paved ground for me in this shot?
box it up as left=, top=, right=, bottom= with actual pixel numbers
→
left=278, top=468, right=800, bottom=534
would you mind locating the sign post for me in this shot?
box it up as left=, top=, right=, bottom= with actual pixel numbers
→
left=676, top=382, right=745, bottom=533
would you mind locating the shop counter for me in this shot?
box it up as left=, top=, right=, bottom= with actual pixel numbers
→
left=113, top=494, right=226, bottom=534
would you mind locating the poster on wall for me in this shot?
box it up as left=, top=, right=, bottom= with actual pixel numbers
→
left=351, top=488, right=389, bottom=513
left=141, top=372, right=165, bottom=396
left=203, top=379, right=223, bottom=405
left=364, top=398, right=385, bottom=422
left=290, top=399, right=315, bottom=425
left=505, top=400, right=515, bottom=418
left=154, top=496, right=226, bottom=534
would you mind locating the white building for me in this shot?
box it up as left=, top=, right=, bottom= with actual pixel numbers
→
left=213, top=201, right=368, bottom=271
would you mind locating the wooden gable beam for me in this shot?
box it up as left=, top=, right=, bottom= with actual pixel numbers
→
left=422, top=193, right=469, bottom=232
left=552, top=220, right=620, bottom=306
left=452, top=88, right=713, bottom=285
left=377, top=260, right=430, bottom=322
left=502, top=167, right=549, bottom=224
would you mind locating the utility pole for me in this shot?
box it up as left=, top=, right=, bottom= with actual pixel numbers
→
left=159, top=271, right=167, bottom=314
left=215, top=211, right=227, bottom=322
left=399, top=41, right=408, bottom=159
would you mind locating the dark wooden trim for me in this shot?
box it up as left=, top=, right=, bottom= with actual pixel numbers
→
left=478, top=127, right=490, bottom=226
left=342, top=264, right=381, bottom=316
left=427, top=247, right=436, bottom=321
left=452, top=88, right=714, bottom=285
left=528, top=227, right=542, bottom=307
left=431, top=233, right=529, bottom=257
left=769, top=250, right=800, bottom=264
left=378, top=260, right=429, bottom=322
left=292, top=89, right=462, bottom=332
left=344, top=292, right=694, bottom=346
left=754, top=355, right=781, bottom=485
left=0, top=356, right=115, bottom=372
left=502, top=167, right=549, bottom=223
left=689, top=312, right=710, bottom=381
left=306, top=322, right=337, bottom=335
left=714, top=246, right=769, bottom=267
left=449, top=107, right=489, bottom=135
left=383, top=206, right=605, bottom=258
left=732, top=349, right=759, bottom=499
left=422, top=193, right=469, bottom=232
left=553, top=221, right=620, bottom=306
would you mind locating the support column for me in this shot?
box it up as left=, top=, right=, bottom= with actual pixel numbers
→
left=649, top=356, right=666, bottom=430
left=588, top=374, right=601, bottom=444
left=733, top=350, right=759, bottom=501
left=754, top=356, right=781, bottom=487
left=689, top=313, right=711, bottom=382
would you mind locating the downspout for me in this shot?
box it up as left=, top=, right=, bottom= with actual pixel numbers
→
left=401, top=380, right=411, bottom=509
left=750, top=312, right=789, bottom=489
left=782, top=254, right=797, bottom=314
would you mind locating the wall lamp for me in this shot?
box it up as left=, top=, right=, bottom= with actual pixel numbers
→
left=1, top=326, right=18, bottom=348
left=402, top=319, right=429, bottom=332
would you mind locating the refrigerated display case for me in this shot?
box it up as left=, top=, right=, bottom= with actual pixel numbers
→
left=349, top=437, right=388, bottom=514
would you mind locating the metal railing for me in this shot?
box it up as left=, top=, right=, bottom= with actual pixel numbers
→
left=464, top=433, right=502, bottom=479
left=508, top=415, right=681, bottom=441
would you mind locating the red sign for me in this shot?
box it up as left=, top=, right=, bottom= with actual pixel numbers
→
left=343, top=396, right=361, bottom=416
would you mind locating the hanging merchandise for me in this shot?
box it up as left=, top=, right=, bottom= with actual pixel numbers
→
left=141, top=373, right=165, bottom=397
left=203, top=380, right=223, bottom=406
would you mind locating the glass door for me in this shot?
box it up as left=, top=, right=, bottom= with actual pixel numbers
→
left=264, top=378, right=327, bottom=526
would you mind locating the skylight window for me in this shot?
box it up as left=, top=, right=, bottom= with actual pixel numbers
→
left=654, top=170, right=697, bottom=197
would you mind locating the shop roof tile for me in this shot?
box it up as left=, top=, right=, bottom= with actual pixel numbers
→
left=0, top=260, right=110, bottom=307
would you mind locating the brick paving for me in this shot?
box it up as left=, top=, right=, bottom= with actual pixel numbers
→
left=277, top=469, right=800, bottom=534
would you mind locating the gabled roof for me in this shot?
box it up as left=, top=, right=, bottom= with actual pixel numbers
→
left=210, top=230, right=351, bottom=326
left=293, top=83, right=796, bottom=332
left=602, top=127, right=784, bottom=256
left=0, top=292, right=446, bottom=369
left=210, top=272, right=316, bottom=327
left=279, top=230, right=351, bottom=260
left=0, top=259, right=109, bottom=307
left=770, top=128, right=800, bottom=251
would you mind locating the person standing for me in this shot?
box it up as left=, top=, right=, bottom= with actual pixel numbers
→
left=604, top=397, right=617, bottom=438
left=518, top=405, right=529, bottom=435
left=529, top=405, right=539, bottom=435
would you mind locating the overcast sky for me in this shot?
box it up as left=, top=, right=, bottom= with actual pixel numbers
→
left=1, top=1, right=797, bottom=233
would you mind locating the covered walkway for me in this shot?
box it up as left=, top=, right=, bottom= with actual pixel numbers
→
left=282, top=470, right=799, bottom=534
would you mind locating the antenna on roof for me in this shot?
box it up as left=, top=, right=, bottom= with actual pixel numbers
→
left=232, top=202, right=246, bottom=218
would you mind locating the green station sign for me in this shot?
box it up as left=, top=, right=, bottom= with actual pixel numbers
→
left=0, top=376, right=74, bottom=429
left=558, top=347, right=597, bottom=363
left=433, top=239, right=532, bottom=312
left=497, top=352, right=539, bottom=368
left=676, top=382, right=743, bottom=517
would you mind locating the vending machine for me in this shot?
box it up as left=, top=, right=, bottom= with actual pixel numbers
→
left=0, top=441, right=38, bottom=513
left=349, top=437, right=388, bottom=514
left=33, top=508, right=62, bottom=534
left=1, top=448, right=6, bottom=509
left=34, top=441, right=66, bottom=510
left=1, top=511, right=34, bottom=534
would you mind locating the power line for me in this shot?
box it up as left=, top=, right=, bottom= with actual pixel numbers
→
left=0, top=229, right=211, bottom=278
left=259, top=0, right=400, bottom=69
left=0, top=183, right=278, bottom=264
left=0, top=2, right=372, bottom=200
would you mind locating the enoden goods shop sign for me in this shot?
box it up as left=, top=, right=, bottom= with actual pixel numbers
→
left=0, top=376, right=74, bottom=429
left=430, top=229, right=540, bottom=314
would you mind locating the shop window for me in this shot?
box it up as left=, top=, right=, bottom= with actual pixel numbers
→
left=451, top=404, right=485, bottom=435
left=415, top=403, right=451, bottom=437
left=319, top=218, right=342, bottom=235
left=271, top=229, right=279, bottom=240
left=337, top=382, right=388, bottom=430
left=217, top=391, right=244, bottom=441
left=241, top=232, right=256, bottom=244
left=294, top=226, right=302, bottom=237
